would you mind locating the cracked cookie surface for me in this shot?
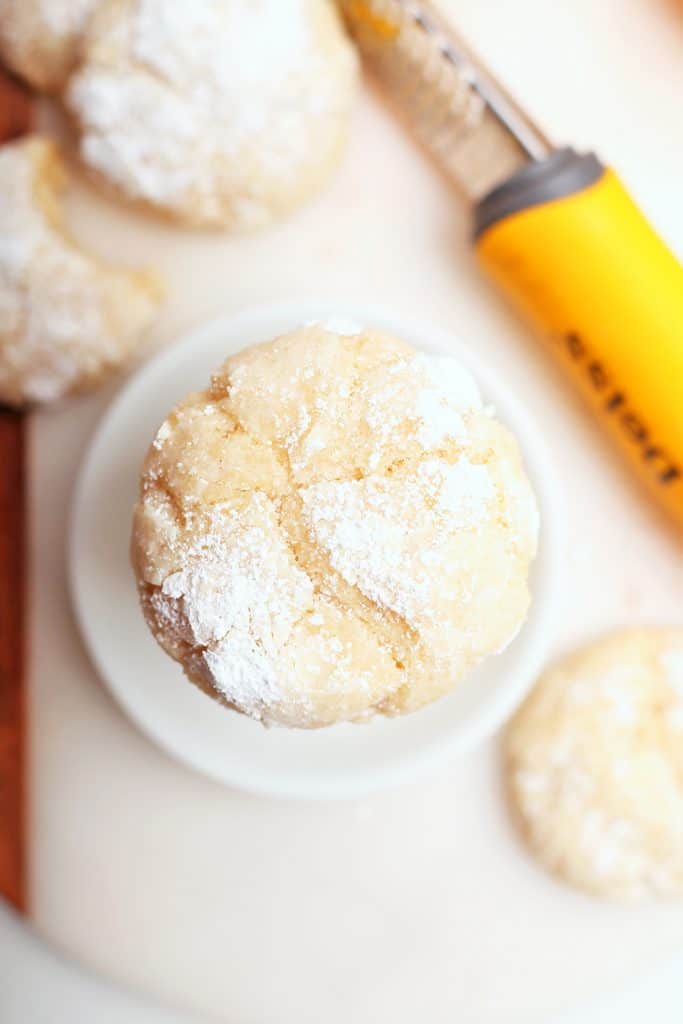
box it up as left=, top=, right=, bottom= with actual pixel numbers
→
left=66, top=0, right=358, bottom=228
left=132, top=323, right=538, bottom=728
left=0, top=135, right=161, bottom=407
left=507, top=629, right=683, bottom=901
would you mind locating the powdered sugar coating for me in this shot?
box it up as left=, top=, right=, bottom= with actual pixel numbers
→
left=507, top=629, right=683, bottom=901
left=66, top=0, right=358, bottom=227
left=0, top=0, right=101, bottom=91
left=304, top=316, right=363, bottom=336
left=0, top=136, right=160, bottom=407
left=132, top=324, right=538, bottom=728
left=301, top=456, right=497, bottom=630
left=144, top=495, right=314, bottom=719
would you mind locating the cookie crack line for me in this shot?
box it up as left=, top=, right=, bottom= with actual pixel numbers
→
left=275, top=496, right=410, bottom=684
left=256, top=389, right=421, bottom=657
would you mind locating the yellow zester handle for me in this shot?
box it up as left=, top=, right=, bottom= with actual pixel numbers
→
left=476, top=169, right=683, bottom=528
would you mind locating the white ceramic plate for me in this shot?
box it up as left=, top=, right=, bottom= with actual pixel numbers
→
left=70, top=302, right=563, bottom=799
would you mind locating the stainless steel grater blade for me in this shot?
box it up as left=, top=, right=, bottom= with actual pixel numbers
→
left=338, top=0, right=552, bottom=201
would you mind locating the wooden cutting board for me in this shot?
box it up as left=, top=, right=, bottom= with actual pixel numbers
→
left=0, top=67, right=34, bottom=913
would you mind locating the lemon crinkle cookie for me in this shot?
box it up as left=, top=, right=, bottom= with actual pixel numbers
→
left=0, top=135, right=161, bottom=407
left=66, top=0, right=358, bottom=228
left=132, top=322, right=539, bottom=729
left=507, top=629, right=683, bottom=901
left=0, top=0, right=101, bottom=92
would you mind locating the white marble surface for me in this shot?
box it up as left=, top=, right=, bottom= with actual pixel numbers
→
left=24, top=1, right=683, bottom=1022
left=3, top=900, right=683, bottom=1024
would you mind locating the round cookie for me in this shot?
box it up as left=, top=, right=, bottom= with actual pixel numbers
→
left=0, top=0, right=101, bottom=92
left=0, top=135, right=161, bottom=407
left=132, top=322, right=539, bottom=729
left=66, top=0, right=358, bottom=228
left=506, top=629, right=683, bottom=901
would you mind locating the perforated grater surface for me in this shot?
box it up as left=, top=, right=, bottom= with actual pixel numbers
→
left=338, top=0, right=552, bottom=201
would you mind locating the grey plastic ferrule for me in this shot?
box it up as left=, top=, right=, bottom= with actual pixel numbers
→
left=473, top=147, right=605, bottom=240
